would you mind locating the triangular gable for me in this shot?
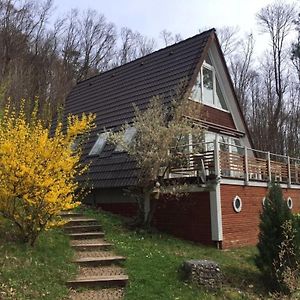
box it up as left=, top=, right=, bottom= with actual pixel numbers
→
left=185, top=31, right=254, bottom=149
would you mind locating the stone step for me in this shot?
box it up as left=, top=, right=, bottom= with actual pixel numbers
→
left=75, top=251, right=117, bottom=260
left=64, top=224, right=102, bottom=233
left=68, top=232, right=105, bottom=239
left=65, top=218, right=98, bottom=226
left=72, top=256, right=126, bottom=266
left=77, top=265, right=126, bottom=278
left=67, top=274, right=128, bottom=288
left=68, top=288, right=124, bottom=300
left=59, top=212, right=84, bottom=218
left=71, top=242, right=113, bottom=251
left=70, top=238, right=108, bottom=246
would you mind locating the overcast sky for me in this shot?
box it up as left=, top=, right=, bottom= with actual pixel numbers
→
left=53, top=0, right=298, bottom=55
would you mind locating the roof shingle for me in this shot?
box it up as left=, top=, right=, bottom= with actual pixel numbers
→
left=65, top=29, right=214, bottom=188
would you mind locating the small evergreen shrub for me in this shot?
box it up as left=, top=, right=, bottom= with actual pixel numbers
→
left=255, top=182, right=300, bottom=294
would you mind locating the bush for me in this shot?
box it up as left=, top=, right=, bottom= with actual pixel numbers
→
left=0, top=100, right=95, bottom=246
left=255, top=182, right=300, bottom=294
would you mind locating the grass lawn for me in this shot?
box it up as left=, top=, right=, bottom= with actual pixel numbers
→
left=82, top=207, right=271, bottom=300
left=0, top=217, right=76, bottom=300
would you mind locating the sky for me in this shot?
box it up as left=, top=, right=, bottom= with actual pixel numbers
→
left=53, top=0, right=298, bottom=55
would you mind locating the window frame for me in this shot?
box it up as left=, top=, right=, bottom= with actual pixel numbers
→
left=287, top=197, right=293, bottom=210
left=190, top=60, right=229, bottom=112
left=88, top=132, right=109, bottom=156
left=114, top=126, right=137, bottom=152
left=232, top=195, right=242, bottom=213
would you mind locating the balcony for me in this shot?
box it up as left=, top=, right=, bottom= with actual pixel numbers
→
left=168, top=140, right=300, bottom=186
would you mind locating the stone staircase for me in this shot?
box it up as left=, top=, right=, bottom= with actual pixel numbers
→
left=60, top=211, right=128, bottom=300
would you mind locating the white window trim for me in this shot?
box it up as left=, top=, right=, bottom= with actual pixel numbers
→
left=89, top=132, right=109, bottom=156
left=233, top=195, right=242, bottom=213
left=287, top=197, right=293, bottom=209
left=115, top=126, right=137, bottom=152
left=189, top=53, right=229, bottom=112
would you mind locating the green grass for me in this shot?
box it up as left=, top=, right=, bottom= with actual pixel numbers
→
left=0, top=218, right=76, bottom=300
left=82, top=207, right=268, bottom=300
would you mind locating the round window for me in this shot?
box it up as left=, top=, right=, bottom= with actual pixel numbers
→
left=233, top=196, right=242, bottom=213
left=287, top=197, right=293, bottom=210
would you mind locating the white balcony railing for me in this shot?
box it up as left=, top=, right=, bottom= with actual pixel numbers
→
left=168, top=141, right=300, bottom=186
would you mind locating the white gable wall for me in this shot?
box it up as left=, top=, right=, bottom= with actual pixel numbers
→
left=207, top=40, right=253, bottom=150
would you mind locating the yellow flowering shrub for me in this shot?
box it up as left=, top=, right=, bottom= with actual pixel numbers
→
left=0, top=101, right=95, bottom=246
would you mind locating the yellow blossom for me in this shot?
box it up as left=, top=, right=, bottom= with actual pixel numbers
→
left=0, top=99, right=95, bottom=246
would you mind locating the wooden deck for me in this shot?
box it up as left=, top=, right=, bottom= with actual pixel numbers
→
left=168, top=141, right=300, bottom=185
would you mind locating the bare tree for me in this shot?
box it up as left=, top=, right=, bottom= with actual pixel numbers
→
left=217, top=26, right=240, bottom=57
left=159, top=29, right=182, bottom=47
left=113, top=27, right=156, bottom=66
left=256, top=1, right=296, bottom=153
left=77, top=9, right=116, bottom=80
left=229, top=33, right=256, bottom=116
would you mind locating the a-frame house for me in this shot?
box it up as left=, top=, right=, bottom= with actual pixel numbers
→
left=65, top=29, right=300, bottom=248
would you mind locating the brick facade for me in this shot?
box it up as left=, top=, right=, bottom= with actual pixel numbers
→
left=93, top=184, right=300, bottom=249
left=96, top=202, right=138, bottom=218
left=152, top=192, right=213, bottom=245
left=220, top=184, right=300, bottom=248
left=95, top=191, right=212, bottom=246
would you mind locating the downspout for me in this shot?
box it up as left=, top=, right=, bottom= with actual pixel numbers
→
left=209, top=136, right=223, bottom=249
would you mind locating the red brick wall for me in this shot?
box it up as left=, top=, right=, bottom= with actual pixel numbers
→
left=221, top=184, right=300, bottom=248
left=96, top=202, right=138, bottom=218
left=152, top=192, right=213, bottom=245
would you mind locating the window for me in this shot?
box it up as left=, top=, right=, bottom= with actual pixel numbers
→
left=203, top=132, right=242, bottom=153
left=287, top=197, right=293, bottom=210
left=71, top=135, right=83, bottom=151
left=233, top=195, right=242, bottom=213
left=204, top=132, right=216, bottom=151
left=115, top=127, right=137, bottom=152
left=191, top=58, right=228, bottom=110
left=171, top=134, right=191, bottom=169
left=89, top=132, right=109, bottom=156
left=203, top=66, right=214, bottom=106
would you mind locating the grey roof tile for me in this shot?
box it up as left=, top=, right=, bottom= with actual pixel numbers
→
left=65, top=29, right=214, bottom=188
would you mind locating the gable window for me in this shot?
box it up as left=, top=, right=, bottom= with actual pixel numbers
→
left=202, top=65, right=214, bottom=106
left=115, top=126, right=137, bottom=152
left=89, top=132, right=109, bottom=156
left=191, top=60, right=228, bottom=111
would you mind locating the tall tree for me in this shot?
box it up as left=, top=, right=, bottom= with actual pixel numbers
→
left=217, top=26, right=240, bottom=57
left=108, top=92, right=203, bottom=227
left=113, top=27, right=156, bottom=66
left=256, top=1, right=296, bottom=153
left=159, top=29, right=182, bottom=47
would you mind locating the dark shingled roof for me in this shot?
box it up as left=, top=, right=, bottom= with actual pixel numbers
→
left=64, top=29, right=214, bottom=188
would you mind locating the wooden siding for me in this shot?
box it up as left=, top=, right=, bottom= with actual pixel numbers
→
left=202, top=105, right=236, bottom=130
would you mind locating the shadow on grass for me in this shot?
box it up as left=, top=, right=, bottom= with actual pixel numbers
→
left=223, top=264, right=269, bottom=298
left=0, top=218, right=23, bottom=246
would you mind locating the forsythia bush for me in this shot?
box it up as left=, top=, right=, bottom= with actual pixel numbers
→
left=0, top=101, right=95, bottom=246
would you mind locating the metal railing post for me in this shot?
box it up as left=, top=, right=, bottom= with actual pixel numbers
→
left=214, top=137, right=220, bottom=178
left=244, top=146, right=249, bottom=185
left=267, top=152, right=271, bottom=182
left=287, top=156, right=291, bottom=187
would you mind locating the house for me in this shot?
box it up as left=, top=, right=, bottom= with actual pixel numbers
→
left=64, top=28, right=300, bottom=249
